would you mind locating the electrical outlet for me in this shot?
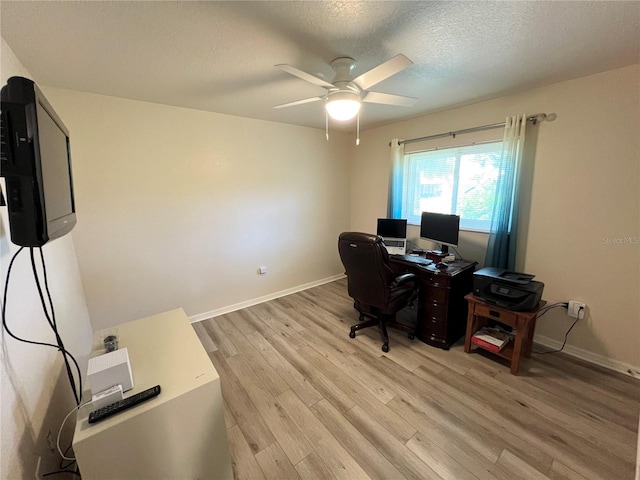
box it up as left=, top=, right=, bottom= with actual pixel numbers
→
left=568, top=301, right=585, bottom=319
left=258, top=266, right=267, bottom=275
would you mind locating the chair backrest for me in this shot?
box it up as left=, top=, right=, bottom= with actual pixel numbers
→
left=338, top=232, right=396, bottom=308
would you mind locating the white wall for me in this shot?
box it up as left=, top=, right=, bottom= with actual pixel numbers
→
left=350, top=64, right=640, bottom=373
left=40, top=89, right=352, bottom=331
left=1, top=38, right=94, bottom=479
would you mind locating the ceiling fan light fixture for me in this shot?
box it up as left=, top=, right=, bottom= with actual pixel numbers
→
left=325, top=90, right=361, bottom=121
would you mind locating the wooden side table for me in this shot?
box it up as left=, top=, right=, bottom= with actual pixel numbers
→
left=464, top=293, right=545, bottom=375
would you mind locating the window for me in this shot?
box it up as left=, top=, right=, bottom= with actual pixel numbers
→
left=398, top=142, right=504, bottom=231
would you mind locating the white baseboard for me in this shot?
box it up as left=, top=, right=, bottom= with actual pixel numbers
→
left=189, top=274, right=345, bottom=324
left=534, top=334, right=640, bottom=379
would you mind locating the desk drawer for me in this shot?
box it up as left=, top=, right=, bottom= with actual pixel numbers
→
left=426, top=317, right=446, bottom=338
left=423, top=285, right=449, bottom=304
left=423, top=273, right=451, bottom=287
left=424, top=302, right=447, bottom=320
left=475, top=304, right=517, bottom=324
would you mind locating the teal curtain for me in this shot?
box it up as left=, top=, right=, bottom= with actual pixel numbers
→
left=387, top=138, right=405, bottom=218
left=485, top=115, right=527, bottom=270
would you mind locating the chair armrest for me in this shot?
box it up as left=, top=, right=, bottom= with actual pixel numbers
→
left=393, top=273, right=416, bottom=286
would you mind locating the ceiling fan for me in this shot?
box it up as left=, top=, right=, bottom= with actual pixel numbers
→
left=273, top=54, right=418, bottom=144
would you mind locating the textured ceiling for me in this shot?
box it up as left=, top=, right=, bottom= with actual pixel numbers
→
left=1, top=1, right=639, bottom=132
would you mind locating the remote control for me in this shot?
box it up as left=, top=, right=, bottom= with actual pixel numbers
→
left=88, top=385, right=161, bottom=424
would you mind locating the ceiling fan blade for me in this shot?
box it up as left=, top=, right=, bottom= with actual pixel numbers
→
left=273, top=96, right=324, bottom=109
left=275, top=64, right=335, bottom=89
left=353, top=54, right=413, bottom=91
left=362, top=91, right=418, bottom=107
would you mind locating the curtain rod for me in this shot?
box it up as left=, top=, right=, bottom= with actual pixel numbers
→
left=395, top=113, right=548, bottom=147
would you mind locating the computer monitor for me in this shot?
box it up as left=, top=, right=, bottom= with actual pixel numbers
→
left=419, top=212, right=459, bottom=254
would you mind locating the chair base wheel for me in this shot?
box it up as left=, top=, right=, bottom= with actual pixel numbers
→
left=382, top=343, right=389, bottom=353
left=349, top=331, right=356, bottom=339
left=408, top=333, right=415, bottom=340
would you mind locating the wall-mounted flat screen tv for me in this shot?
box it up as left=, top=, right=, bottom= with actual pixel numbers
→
left=1, top=76, right=76, bottom=247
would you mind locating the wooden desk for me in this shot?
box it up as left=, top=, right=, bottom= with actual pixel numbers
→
left=390, top=257, right=476, bottom=349
left=464, top=294, right=546, bottom=375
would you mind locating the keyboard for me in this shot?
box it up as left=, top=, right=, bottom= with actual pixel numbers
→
left=391, top=254, right=433, bottom=266
left=383, top=239, right=405, bottom=248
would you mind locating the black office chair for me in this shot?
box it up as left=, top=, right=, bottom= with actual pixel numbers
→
left=338, top=232, right=418, bottom=352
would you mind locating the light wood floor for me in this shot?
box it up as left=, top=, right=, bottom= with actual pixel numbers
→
left=192, top=278, right=640, bottom=480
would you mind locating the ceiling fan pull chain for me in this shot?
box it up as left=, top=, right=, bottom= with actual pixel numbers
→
left=325, top=108, right=329, bottom=141
left=356, top=112, right=360, bottom=146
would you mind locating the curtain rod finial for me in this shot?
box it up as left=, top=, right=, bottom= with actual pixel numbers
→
left=531, top=114, right=545, bottom=125
left=531, top=113, right=555, bottom=125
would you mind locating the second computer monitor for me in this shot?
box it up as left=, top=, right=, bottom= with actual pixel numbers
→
left=420, top=212, right=460, bottom=254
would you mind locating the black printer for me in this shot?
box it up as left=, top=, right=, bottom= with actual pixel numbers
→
left=473, top=267, right=544, bottom=311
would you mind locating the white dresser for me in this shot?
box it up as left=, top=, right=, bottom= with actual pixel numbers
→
left=73, top=309, right=233, bottom=480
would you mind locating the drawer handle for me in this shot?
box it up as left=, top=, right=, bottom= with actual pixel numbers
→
left=489, top=309, right=500, bottom=317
